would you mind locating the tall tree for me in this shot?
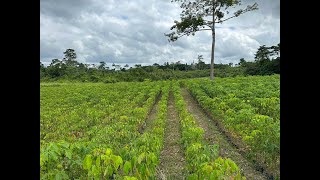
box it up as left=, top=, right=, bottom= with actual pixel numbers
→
left=40, top=62, right=46, bottom=78
left=98, top=61, right=106, bottom=70
left=47, top=59, right=66, bottom=77
left=153, top=63, right=160, bottom=67
left=165, top=0, right=258, bottom=80
left=255, top=45, right=270, bottom=62
left=197, top=55, right=205, bottom=70
left=269, top=43, right=280, bottom=60
left=238, top=58, right=246, bottom=66
left=50, top=59, right=62, bottom=67
left=40, top=61, right=44, bottom=68
left=254, top=44, right=280, bottom=75
left=63, top=49, right=78, bottom=67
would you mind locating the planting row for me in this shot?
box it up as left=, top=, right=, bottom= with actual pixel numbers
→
left=172, top=81, right=246, bottom=180
left=40, top=81, right=165, bottom=179
left=183, top=75, right=280, bottom=178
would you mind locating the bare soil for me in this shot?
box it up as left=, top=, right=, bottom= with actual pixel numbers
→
left=157, top=91, right=186, bottom=180
left=138, top=92, right=162, bottom=134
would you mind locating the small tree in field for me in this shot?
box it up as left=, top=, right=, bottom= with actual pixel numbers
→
left=197, top=55, right=206, bottom=70
left=165, top=0, right=258, bottom=80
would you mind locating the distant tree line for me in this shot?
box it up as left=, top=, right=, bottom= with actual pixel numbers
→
left=40, top=43, right=279, bottom=83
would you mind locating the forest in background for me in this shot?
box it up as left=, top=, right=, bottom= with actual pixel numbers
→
left=40, top=43, right=279, bottom=83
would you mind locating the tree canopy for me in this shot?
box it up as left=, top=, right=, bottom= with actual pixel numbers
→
left=165, top=0, right=258, bottom=80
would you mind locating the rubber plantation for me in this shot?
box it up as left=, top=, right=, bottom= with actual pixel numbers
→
left=40, top=75, right=280, bottom=179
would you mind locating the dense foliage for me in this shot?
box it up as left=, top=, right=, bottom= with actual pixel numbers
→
left=40, top=80, right=254, bottom=179
left=41, top=75, right=279, bottom=179
left=40, top=43, right=279, bottom=83
left=183, top=75, right=280, bottom=178
left=41, top=81, right=166, bottom=179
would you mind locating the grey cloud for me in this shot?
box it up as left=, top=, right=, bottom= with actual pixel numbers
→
left=242, top=0, right=280, bottom=18
left=41, top=0, right=279, bottom=66
left=40, top=0, right=94, bottom=19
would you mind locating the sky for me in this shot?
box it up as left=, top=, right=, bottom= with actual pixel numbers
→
left=40, top=0, right=280, bottom=67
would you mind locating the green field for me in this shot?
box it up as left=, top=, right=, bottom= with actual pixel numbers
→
left=40, top=75, right=280, bottom=179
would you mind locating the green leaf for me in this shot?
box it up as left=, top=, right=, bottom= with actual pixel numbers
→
left=40, top=154, right=45, bottom=167
left=49, top=151, right=59, bottom=161
left=51, top=143, right=59, bottom=152
left=229, top=159, right=238, bottom=172
left=105, top=148, right=112, bottom=156
left=150, top=153, right=158, bottom=164
left=83, top=155, right=92, bottom=170
left=123, top=176, right=138, bottom=180
left=104, top=165, right=113, bottom=177
left=202, top=164, right=213, bottom=174
left=188, top=173, right=198, bottom=180
left=65, top=150, right=72, bottom=159
left=96, top=156, right=101, bottom=167
left=112, top=155, right=123, bottom=169
left=92, top=165, right=100, bottom=176
left=145, top=166, right=150, bottom=177
left=57, top=164, right=63, bottom=169
left=60, top=141, right=69, bottom=149
left=54, top=171, right=69, bottom=180
left=123, top=161, right=132, bottom=175
left=54, top=173, right=63, bottom=180
left=138, top=153, right=145, bottom=164
left=131, top=156, right=137, bottom=168
left=209, top=172, right=217, bottom=180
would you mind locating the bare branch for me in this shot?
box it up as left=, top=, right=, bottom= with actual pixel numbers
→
left=215, top=14, right=237, bottom=23
left=165, top=1, right=258, bottom=42
left=202, top=22, right=213, bottom=28
left=175, top=33, right=187, bottom=40
left=215, top=3, right=258, bottom=24
left=198, top=29, right=212, bottom=31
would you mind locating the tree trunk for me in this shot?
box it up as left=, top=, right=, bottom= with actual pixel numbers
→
left=210, top=7, right=215, bottom=80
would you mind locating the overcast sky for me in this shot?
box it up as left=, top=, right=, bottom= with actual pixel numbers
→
left=40, top=0, right=279, bottom=67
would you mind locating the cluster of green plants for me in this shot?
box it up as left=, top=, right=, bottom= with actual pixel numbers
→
left=41, top=82, right=156, bottom=144
left=41, top=75, right=279, bottom=179
left=171, top=81, right=246, bottom=180
left=81, top=82, right=171, bottom=179
left=40, top=81, right=166, bottom=179
left=183, top=75, right=280, bottom=178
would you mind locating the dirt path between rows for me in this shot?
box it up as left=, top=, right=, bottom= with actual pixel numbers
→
left=157, top=91, right=186, bottom=180
left=138, top=92, right=162, bottom=134
left=181, top=88, right=267, bottom=180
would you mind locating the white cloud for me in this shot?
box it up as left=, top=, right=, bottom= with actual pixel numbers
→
left=216, top=29, right=261, bottom=62
left=40, top=0, right=280, bottom=65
